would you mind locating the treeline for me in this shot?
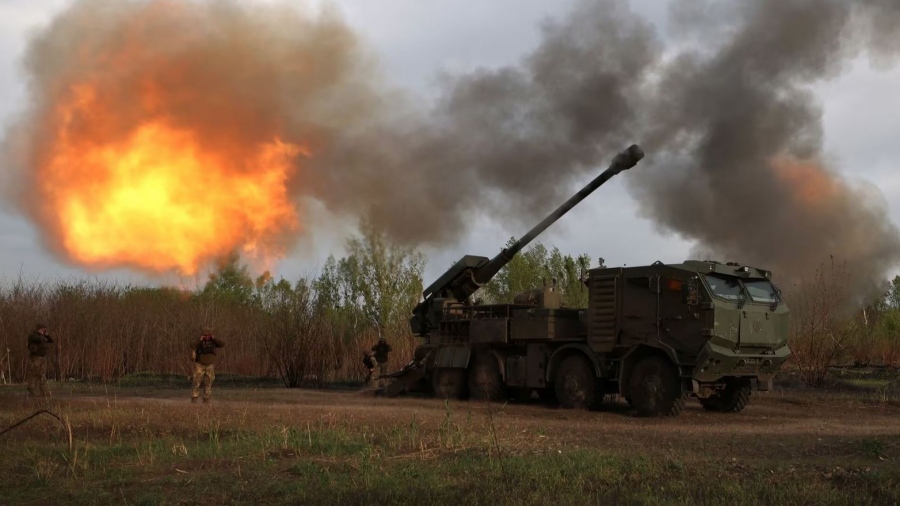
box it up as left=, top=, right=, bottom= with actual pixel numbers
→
left=1, top=228, right=898, bottom=387
left=0, top=221, right=418, bottom=385
left=0, top=223, right=595, bottom=386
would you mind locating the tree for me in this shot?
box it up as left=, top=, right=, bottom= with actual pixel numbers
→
left=480, top=237, right=596, bottom=307
left=257, top=277, right=341, bottom=387
left=334, top=218, right=426, bottom=340
left=886, top=275, right=900, bottom=310
left=200, top=251, right=255, bottom=304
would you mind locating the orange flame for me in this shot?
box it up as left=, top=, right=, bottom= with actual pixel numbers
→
left=40, top=82, right=305, bottom=275
left=770, top=158, right=839, bottom=208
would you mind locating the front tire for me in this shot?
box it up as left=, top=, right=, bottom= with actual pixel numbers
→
left=554, top=355, right=600, bottom=410
left=628, top=356, right=685, bottom=417
left=700, top=378, right=752, bottom=413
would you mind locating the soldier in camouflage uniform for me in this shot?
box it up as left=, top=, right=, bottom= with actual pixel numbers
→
left=363, top=351, right=377, bottom=387
left=371, top=338, right=392, bottom=387
left=26, top=323, right=54, bottom=398
left=191, top=327, right=225, bottom=403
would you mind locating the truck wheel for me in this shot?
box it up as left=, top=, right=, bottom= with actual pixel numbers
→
left=700, top=378, right=752, bottom=413
left=628, top=356, right=685, bottom=417
left=468, top=352, right=507, bottom=401
left=432, top=368, right=467, bottom=400
left=554, top=355, right=599, bottom=410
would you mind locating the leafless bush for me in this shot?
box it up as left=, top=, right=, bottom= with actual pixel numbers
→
left=260, top=280, right=328, bottom=387
left=786, top=258, right=857, bottom=386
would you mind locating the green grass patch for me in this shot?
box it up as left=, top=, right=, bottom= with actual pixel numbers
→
left=3, top=445, right=899, bottom=506
left=838, top=379, right=893, bottom=390
left=3, top=427, right=899, bottom=506
left=2, top=384, right=899, bottom=506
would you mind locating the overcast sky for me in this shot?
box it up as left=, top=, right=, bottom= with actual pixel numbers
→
left=2, top=0, right=899, bottom=289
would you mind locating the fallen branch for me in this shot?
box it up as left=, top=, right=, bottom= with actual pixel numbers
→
left=0, top=409, right=73, bottom=453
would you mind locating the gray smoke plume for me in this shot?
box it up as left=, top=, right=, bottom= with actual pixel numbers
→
left=4, top=0, right=900, bottom=299
left=628, top=0, right=900, bottom=298
left=307, top=0, right=659, bottom=243
left=320, top=0, right=900, bottom=298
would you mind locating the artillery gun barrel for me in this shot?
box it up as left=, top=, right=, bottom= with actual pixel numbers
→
left=471, top=144, right=645, bottom=286
left=410, top=143, right=644, bottom=337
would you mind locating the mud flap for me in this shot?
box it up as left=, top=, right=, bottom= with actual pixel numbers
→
left=434, top=345, right=472, bottom=369
left=755, top=376, right=772, bottom=392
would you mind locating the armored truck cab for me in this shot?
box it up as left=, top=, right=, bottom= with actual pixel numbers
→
left=584, top=260, right=789, bottom=414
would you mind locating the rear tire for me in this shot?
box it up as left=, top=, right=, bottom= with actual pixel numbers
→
left=554, top=355, right=600, bottom=410
left=468, top=352, right=507, bottom=401
left=432, top=368, right=468, bottom=400
left=628, top=356, right=685, bottom=417
left=700, top=378, right=752, bottom=413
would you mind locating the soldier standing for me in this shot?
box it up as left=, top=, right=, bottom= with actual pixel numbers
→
left=191, top=327, right=225, bottom=403
left=26, top=323, right=54, bottom=398
left=371, top=338, right=392, bottom=387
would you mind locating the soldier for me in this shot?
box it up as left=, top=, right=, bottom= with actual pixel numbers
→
left=363, top=351, right=377, bottom=387
left=371, top=338, right=392, bottom=387
left=26, top=323, right=54, bottom=398
left=191, top=327, right=225, bottom=403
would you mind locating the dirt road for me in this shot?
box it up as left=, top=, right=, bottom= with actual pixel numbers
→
left=10, top=384, right=894, bottom=462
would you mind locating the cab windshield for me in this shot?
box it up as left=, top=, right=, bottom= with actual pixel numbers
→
left=704, top=274, right=743, bottom=301
left=744, top=280, right=778, bottom=303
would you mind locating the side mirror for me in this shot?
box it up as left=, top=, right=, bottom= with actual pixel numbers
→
left=650, top=275, right=661, bottom=294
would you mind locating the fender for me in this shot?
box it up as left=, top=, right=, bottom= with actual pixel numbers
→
left=546, top=344, right=604, bottom=382
left=433, top=345, right=472, bottom=369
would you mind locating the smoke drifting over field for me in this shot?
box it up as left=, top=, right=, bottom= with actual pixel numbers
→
left=3, top=0, right=900, bottom=296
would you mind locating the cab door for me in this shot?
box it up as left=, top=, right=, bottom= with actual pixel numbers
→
left=658, top=275, right=707, bottom=355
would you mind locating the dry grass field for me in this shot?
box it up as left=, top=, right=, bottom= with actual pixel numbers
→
left=1, top=376, right=899, bottom=506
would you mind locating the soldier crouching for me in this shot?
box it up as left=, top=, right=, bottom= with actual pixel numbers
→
left=191, top=327, right=225, bottom=403
left=371, top=338, right=392, bottom=388
left=363, top=351, right=377, bottom=387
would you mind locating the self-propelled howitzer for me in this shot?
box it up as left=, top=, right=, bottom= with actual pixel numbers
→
left=409, top=144, right=645, bottom=338
left=384, top=141, right=790, bottom=418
